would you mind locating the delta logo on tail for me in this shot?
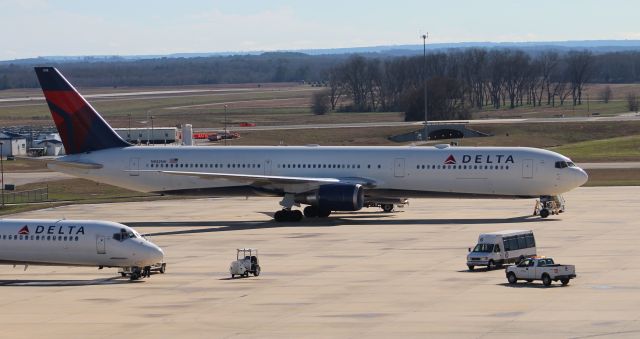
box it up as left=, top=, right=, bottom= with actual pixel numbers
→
left=34, top=67, right=129, bottom=155
left=444, top=155, right=456, bottom=164
left=18, top=225, right=30, bottom=235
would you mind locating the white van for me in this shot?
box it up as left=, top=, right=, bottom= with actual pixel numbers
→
left=466, top=230, right=536, bottom=270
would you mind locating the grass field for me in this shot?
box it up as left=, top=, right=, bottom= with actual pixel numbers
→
left=0, top=178, right=165, bottom=215
left=3, top=82, right=639, bottom=128
left=551, top=135, right=640, bottom=162
left=583, top=168, right=640, bottom=186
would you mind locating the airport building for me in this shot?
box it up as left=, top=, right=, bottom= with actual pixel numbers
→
left=0, top=131, right=27, bottom=157
left=114, top=127, right=179, bottom=145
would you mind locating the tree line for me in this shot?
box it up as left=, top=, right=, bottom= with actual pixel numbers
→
left=2, top=49, right=640, bottom=119
left=321, top=49, right=640, bottom=120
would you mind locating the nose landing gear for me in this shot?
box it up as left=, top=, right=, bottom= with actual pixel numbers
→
left=534, top=195, right=565, bottom=218
left=118, top=263, right=166, bottom=281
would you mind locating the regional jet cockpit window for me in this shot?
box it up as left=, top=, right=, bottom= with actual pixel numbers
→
left=113, top=229, right=138, bottom=241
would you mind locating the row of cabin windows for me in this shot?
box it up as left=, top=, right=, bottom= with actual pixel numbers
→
left=277, top=164, right=382, bottom=169
left=1, top=234, right=80, bottom=241
left=146, top=163, right=384, bottom=170
left=147, top=163, right=261, bottom=169
left=416, top=164, right=511, bottom=170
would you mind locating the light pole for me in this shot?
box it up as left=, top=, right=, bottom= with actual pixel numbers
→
left=1, top=141, right=4, bottom=208
left=422, top=33, right=429, bottom=138
left=128, top=113, right=132, bottom=142
left=224, top=104, right=228, bottom=146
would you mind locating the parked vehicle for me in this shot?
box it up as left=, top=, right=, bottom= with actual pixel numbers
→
left=229, top=248, right=261, bottom=278
left=467, top=230, right=536, bottom=270
left=506, top=257, right=576, bottom=287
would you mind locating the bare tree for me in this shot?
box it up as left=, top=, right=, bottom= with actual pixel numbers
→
left=566, top=50, right=595, bottom=106
left=537, top=51, right=559, bottom=106
left=327, top=68, right=344, bottom=111
left=311, top=90, right=331, bottom=115
left=627, top=93, right=639, bottom=112
left=599, top=85, right=613, bottom=103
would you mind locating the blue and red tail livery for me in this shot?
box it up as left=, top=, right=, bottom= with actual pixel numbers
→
left=34, top=67, right=130, bottom=154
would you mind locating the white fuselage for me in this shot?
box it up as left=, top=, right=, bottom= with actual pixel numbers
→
left=50, top=145, right=588, bottom=198
left=0, top=219, right=164, bottom=268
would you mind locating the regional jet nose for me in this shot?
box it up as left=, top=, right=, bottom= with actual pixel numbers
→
left=143, top=242, right=165, bottom=265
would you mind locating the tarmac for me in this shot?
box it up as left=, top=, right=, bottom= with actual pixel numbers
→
left=1, top=186, right=639, bottom=338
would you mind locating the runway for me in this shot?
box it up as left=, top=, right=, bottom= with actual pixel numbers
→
left=0, top=186, right=638, bottom=338
left=195, top=114, right=640, bottom=132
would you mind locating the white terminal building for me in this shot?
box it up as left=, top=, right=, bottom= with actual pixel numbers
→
left=114, top=127, right=179, bottom=145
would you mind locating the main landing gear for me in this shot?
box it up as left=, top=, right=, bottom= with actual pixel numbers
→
left=273, top=194, right=331, bottom=222
left=533, top=195, right=565, bottom=218
left=274, top=193, right=304, bottom=222
left=274, top=209, right=303, bottom=222
left=274, top=207, right=332, bottom=222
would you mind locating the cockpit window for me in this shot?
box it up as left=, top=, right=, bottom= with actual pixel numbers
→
left=113, top=229, right=137, bottom=241
left=567, top=162, right=575, bottom=167
left=555, top=161, right=569, bottom=169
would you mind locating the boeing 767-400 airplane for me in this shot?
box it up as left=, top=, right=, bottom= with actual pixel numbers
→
left=34, top=67, right=588, bottom=222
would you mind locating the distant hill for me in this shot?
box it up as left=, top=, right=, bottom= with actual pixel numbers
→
left=3, top=40, right=640, bottom=64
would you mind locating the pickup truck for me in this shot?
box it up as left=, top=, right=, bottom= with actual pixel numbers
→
left=505, top=257, right=576, bottom=287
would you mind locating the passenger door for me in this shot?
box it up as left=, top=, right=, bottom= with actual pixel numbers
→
left=129, top=157, right=140, bottom=176
left=96, top=236, right=106, bottom=254
left=394, top=158, right=405, bottom=178
left=522, top=159, right=533, bottom=179
left=264, top=159, right=272, bottom=175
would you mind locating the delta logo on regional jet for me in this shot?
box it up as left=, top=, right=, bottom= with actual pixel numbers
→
left=444, top=154, right=515, bottom=164
left=16, top=225, right=85, bottom=235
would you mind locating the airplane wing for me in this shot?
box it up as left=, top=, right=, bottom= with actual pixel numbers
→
left=136, top=170, right=376, bottom=188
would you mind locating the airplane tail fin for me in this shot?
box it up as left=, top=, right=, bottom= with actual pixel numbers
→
left=34, top=67, right=130, bottom=154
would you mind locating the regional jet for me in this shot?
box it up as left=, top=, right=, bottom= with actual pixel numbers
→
left=34, top=67, right=588, bottom=222
left=0, top=219, right=164, bottom=280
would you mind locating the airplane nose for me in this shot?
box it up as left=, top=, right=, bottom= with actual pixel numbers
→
left=575, top=167, right=589, bottom=187
left=143, top=243, right=164, bottom=265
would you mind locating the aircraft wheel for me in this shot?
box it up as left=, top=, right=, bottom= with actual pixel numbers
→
left=291, top=210, right=303, bottom=222
left=540, top=208, right=550, bottom=218
left=304, top=206, right=318, bottom=218
left=318, top=208, right=331, bottom=218
left=274, top=210, right=285, bottom=222
left=381, top=204, right=394, bottom=212
left=159, top=263, right=166, bottom=274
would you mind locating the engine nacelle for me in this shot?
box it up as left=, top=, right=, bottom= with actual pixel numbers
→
left=297, top=184, right=364, bottom=211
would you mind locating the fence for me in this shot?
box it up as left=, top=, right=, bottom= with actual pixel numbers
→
left=1, top=187, right=48, bottom=205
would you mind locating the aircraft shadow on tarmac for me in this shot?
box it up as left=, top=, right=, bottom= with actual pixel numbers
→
left=129, top=214, right=555, bottom=237
left=0, top=276, right=137, bottom=287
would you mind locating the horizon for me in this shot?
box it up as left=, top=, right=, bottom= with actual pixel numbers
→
left=4, top=39, right=640, bottom=63
left=1, top=0, right=639, bottom=61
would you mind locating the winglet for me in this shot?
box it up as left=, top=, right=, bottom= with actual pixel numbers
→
left=34, top=67, right=130, bottom=154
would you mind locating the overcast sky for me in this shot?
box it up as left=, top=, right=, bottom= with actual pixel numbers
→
left=1, top=0, right=639, bottom=61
